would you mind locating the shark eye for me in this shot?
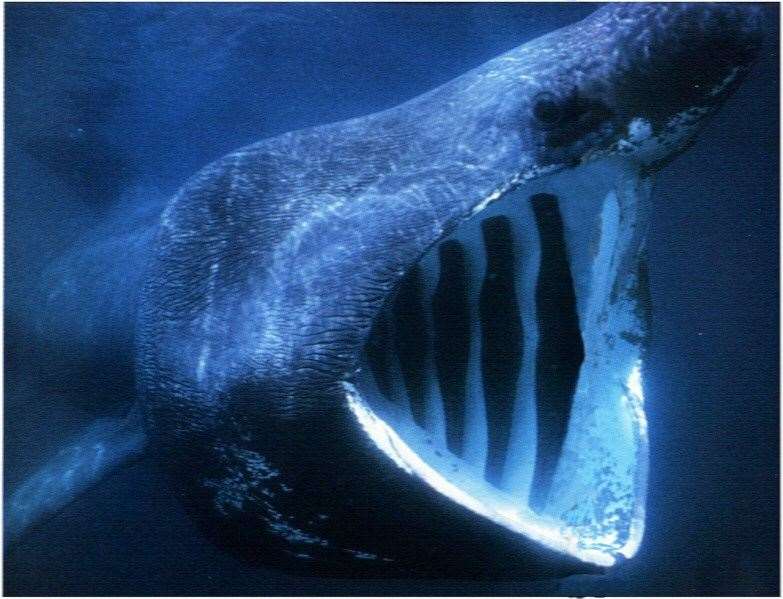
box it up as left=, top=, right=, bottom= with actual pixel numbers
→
left=533, top=93, right=564, bottom=126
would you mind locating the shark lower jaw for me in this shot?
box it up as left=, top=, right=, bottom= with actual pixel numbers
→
left=347, top=156, right=650, bottom=568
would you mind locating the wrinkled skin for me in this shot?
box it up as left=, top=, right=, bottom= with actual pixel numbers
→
left=137, top=3, right=762, bottom=577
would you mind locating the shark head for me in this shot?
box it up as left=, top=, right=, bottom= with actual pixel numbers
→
left=518, top=2, right=763, bottom=172
left=425, top=3, right=764, bottom=182
left=139, top=2, right=766, bottom=578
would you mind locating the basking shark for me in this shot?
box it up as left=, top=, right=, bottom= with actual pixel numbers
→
left=7, top=2, right=764, bottom=579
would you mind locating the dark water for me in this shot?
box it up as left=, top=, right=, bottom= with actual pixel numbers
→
left=4, top=3, right=779, bottom=595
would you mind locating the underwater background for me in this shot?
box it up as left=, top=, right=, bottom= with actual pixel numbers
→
left=4, top=2, right=779, bottom=595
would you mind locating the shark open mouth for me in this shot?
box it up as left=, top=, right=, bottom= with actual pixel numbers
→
left=346, top=156, right=650, bottom=567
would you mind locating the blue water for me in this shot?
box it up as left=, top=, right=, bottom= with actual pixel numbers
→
left=4, top=3, right=779, bottom=595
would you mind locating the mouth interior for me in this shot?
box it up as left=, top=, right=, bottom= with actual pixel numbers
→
left=347, top=157, right=649, bottom=567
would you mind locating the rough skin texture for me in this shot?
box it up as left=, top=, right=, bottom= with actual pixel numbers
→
left=136, top=3, right=761, bottom=576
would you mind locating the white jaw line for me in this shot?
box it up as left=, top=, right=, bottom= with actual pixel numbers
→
left=343, top=363, right=645, bottom=568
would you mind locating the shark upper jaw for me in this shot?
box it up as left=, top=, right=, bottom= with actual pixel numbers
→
left=346, top=154, right=650, bottom=568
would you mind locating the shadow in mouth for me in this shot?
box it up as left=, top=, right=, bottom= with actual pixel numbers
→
left=432, top=240, right=470, bottom=457
left=479, top=216, right=524, bottom=488
left=352, top=158, right=649, bottom=567
left=363, top=196, right=584, bottom=505
left=529, top=194, right=584, bottom=511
